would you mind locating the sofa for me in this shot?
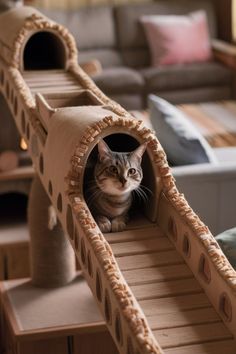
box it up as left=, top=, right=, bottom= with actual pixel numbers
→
left=173, top=160, right=236, bottom=236
left=146, top=94, right=236, bottom=237
left=41, top=0, right=236, bottom=110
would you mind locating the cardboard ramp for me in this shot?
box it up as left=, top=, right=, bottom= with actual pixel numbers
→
left=0, top=6, right=236, bottom=354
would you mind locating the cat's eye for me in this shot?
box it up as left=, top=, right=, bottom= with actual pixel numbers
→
left=128, top=168, right=136, bottom=175
left=108, top=165, right=118, bottom=174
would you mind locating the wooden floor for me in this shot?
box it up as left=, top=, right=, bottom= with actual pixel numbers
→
left=104, top=224, right=236, bottom=354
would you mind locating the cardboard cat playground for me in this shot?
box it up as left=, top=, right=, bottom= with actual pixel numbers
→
left=0, top=6, right=236, bottom=354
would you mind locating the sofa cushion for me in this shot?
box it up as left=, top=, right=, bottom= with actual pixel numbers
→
left=93, top=67, right=144, bottom=94
left=44, top=6, right=116, bottom=50
left=141, top=62, right=231, bottom=92
left=140, top=11, right=212, bottom=66
left=115, top=0, right=216, bottom=67
left=148, top=94, right=218, bottom=166
left=78, top=49, right=122, bottom=68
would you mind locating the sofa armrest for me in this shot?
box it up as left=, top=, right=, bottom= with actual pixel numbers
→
left=173, top=162, right=236, bottom=235
left=212, top=39, right=236, bottom=70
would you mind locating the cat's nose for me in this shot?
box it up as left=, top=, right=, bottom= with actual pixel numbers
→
left=120, top=177, right=127, bottom=186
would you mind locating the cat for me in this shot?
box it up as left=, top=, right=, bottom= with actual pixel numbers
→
left=86, top=139, right=146, bottom=233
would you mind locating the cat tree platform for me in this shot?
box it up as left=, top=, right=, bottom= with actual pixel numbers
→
left=0, top=274, right=118, bottom=354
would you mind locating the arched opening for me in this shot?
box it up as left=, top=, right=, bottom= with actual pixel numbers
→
left=23, top=31, right=66, bottom=70
left=83, top=133, right=157, bottom=225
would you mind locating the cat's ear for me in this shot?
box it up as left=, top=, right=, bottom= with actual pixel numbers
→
left=131, top=143, right=147, bottom=162
left=97, top=139, right=111, bottom=161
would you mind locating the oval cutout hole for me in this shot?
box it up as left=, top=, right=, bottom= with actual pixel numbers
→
left=199, top=254, right=211, bottom=283
left=57, top=193, right=62, bottom=212
left=104, top=290, right=112, bottom=324
left=219, top=292, right=232, bottom=322
left=6, top=82, right=10, bottom=99
left=21, top=111, right=26, bottom=133
left=74, top=228, right=79, bottom=250
left=26, top=123, right=30, bottom=140
left=168, top=216, right=177, bottom=241
left=48, top=181, right=53, bottom=196
left=81, top=238, right=86, bottom=266
left=115, top=312, right=123, bottom=345
left=39, top=153, right=44, bottom=174
left=127, top=337, right=134, bottom=354
left=14, top=97, right=18, bottom=115
left=66, top=204, right=74, bottom=240
left=0, top=70, right=4, bottom=85
left=87, top=251, right=93, bottom=277
left=96, top=270, right=102, bottom=302
left=11, top=90, right=14, bottom=104
left=182, top=234, right=191, bottom=257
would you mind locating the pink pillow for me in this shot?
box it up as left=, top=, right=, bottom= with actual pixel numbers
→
left=141, top=11, right=212, bottom=66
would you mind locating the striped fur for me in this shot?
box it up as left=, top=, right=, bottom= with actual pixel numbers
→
left=86, top=139, right=146, bottom=233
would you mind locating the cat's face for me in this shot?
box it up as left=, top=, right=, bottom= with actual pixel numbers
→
left=95, top=140, right=146, bottom=196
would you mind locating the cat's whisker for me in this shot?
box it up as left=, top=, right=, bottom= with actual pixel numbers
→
left=86, top=189, right=102, bottom=206
left=140, top=184, right=153, bottom=196
left=136, top=187, right=149, bottom=203
left=133, top=188, right=148, bottom=205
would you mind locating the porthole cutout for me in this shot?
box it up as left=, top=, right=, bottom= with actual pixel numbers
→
left=104, top=290, right=112, bottom=324
left=81, top=238, right=86, bottom=266
left=31, top=134, right=39, bottom=157
left=39, top=153, right=44, bottom=174
left=11, top=90, right=14, bottom=104
left=127, top=337, right=134, bottom=354
left=57, top=193, right=62, bottom=212
left=115, top=312, right=123, bottom=345
left=26, top=123, right=30, bottom=140
left=21, top=111, right=26, bottom=133
left=87, top=251, right=93, bottom=277
left=182, top=233, right=191, bottom=257
left=6, top=82, right=9, bottom=99
left=48, top=181, right=53, bottom=196
left=74, top=229, right=79, bottom=250
left=96, top=270, right=102, bottom=302
left=0, top=70, right=4, bottom=85
left=219, top=292, right=232, bottom=322
left=199, top=254, right=211, bottom=283
left=66, top=204, right=74, bottom=240
left=168, top=216, right=177, bottom=241
left=14, top=96, right=18, bottom=115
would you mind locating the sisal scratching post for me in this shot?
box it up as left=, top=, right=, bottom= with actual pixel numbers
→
left=28, top=177, right=76, bottom=287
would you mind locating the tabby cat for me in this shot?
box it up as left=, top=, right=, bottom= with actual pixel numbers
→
left=86, top=139, right=146, bottom=233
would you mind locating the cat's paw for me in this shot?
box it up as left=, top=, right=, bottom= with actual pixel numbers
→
left=96, top=215, right=111, bottom=233
left=111, top=217, right=126, bottom=232
left=48, top=205, right=57, bottom=230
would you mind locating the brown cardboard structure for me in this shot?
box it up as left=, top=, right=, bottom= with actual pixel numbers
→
left=0, top=6, right=236, bottom=354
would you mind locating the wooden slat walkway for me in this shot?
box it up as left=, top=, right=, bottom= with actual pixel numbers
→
left=23, top=70, right=82, bottom=95
left=21, top=71, right=236, bottom=353
left=104, top=224, right=236, bottom=353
